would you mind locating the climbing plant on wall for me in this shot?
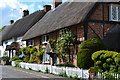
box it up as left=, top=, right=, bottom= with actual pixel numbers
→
left=55, top=28, right=76, bottom=62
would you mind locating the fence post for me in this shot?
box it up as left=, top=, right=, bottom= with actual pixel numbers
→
left=50, top=65, right=52, bottom=73
left=81, top=68, right=83, bottom=78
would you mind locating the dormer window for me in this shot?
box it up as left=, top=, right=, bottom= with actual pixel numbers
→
left=109, top=4, right=120, bottom=21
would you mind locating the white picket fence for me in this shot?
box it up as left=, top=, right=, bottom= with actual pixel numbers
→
left=11, top=61, right=89, bottom=79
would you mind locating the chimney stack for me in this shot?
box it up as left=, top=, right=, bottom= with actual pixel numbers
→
left=44, top=5, right=51, bottom=12
left=10, top=20, right=14, bottom=24
left=53, top=0, right=62, bottom=8
left=23, top=10, right=29, bottom=17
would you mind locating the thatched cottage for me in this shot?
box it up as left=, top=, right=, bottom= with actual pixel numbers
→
left=23, top=1, right=120, bottom=65
left=0, top=6, right=50, bottom=58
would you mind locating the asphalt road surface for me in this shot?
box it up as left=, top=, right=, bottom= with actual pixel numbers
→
left=1, top=65, right=75, bottom=80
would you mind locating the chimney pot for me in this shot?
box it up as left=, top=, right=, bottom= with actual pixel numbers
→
left=10, top=20, right=14, bottom=24
left=44, top=5, right=51, bottom=12
left=53, top=0, right=62, bottom=8
left=23, top=10, right=29, bottom=17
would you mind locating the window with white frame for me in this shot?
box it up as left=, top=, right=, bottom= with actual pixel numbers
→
left=27, top=40, right=34, bottom=47
left=42, top=35, right=50, bottom=44
left=109, top=4, right=120, bottom=21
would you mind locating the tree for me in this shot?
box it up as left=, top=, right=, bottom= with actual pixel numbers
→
left=55, top=28, right=76, bottom=62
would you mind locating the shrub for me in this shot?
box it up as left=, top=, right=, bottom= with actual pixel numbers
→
left=103, top=72, right=115, bottom=80
left=30, top=47, right=37, bottom=54
left=103, top=63, right=109, bottom=71
left=15, top=60, right=23, bottom=62
left=106, top=58, right=113, bottom=63
left=92, top=50, right=120, bottom=73
left=23, top=55, right=29, bottom=63
left=12, top=56, right=19, bottom=61
left=96, top=61, right=102, bottom=67
left=92, top=50, right=105, bottom=61
left=28, top=55, right=36, bottom=63
left=89, top=66, right=99, bottom=75
left=113, top=54, right=120, bottom=65
left=104, top=51, right=118, bottom=59
left=77, top=49, right=94, bottom=69
left=109, top=65, right=117, bottom=73
left=77, top=38, right=105, bottom=69
left=118, top=67, right=120, bottom=74
left=80, top=38, right=104, bottom=50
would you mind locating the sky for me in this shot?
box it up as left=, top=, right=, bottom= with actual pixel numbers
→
left=0, top=0, right=68, bottom=28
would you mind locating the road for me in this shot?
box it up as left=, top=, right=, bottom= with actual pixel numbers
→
left=0, top=65, right=75, bottom=80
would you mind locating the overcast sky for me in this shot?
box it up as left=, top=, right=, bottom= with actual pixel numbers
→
left=0, top=0, right=68, bottom=28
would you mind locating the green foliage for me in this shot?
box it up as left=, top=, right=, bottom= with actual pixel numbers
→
left=15, top=60, right=22, bottom=67
left=30, top=47, right=37, bottom=54
left=89, top=66, right=99, bottom=75
left=114, top=54, right=120, bottom=65
left=12, top=56, right=19, bottom=61
left=45, top=67, right=49, bottom=73
left=96, top=61, right=102, bottom=67
left=58, top=72, right=67, bottom=77
left=20, top=46, right=39, bottom=63
left=104, top=51, right=117, bottom=59
left=118, top=67, right=120, bottom=74
left=106, top=58, right=113, bottom=63
left=15, top=60, right=23, bottom=62
left=55, top=28, right=76, bottom=62
left=80, top=38, right=105, bottom=50
left=48, top=39, right=56, bottom=52
left=28, top=55, right=36, bottom=63
left=92, top=50, right=120, bottom=73
left=35, top=50, right=44, bottom=57
left=0, top=26, right=6, bottom=32
left=2, top=56, right=10, bottom=61
left=109, top=65, right=117, bottom=73
left=77, top=38, right=104, bottom=69
left=23, top=55, right=29, bottom=62
left=103, top=63, right=109, bottom=71
left=77, top=49, right=94, bottom=69
left=55, top=62, right=75, bottom=67
left=92, top=50, right=105, bottom=61
left=103, top=72, right=115, bottom=80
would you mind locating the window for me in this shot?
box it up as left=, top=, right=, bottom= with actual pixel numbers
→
left=42, top=35, right=50, bottom=44
left=109, top=4, right=120, bottom=21
left=27, top=40, right=34, bottom=47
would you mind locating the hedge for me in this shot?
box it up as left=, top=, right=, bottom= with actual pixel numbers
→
left=77, top=38, right=104, bottom=69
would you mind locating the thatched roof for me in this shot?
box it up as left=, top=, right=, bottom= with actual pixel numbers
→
left=103, top=24, right=120, bottom=50
left=23, top=2, right=96, bottom=40
left=2, top=10, right=46, bottom=41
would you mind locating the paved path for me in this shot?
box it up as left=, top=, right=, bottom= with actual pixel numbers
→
left=1, top=65, right=75, bottom=80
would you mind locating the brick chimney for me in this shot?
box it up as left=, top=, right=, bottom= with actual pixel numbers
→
left=53, top=0, right=62, bottom=8
left=10, top=20, right=14, bottom=24
left=23, top=10, right=29, bottom=17
left=44, top=5, right=51, bottom=12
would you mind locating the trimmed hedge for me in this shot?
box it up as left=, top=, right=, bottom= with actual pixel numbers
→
left=77, top=49, right=94, bottom=69
left=77, top=38, right=104, bottom=69
left=92, top=50, right=120, bottom=73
